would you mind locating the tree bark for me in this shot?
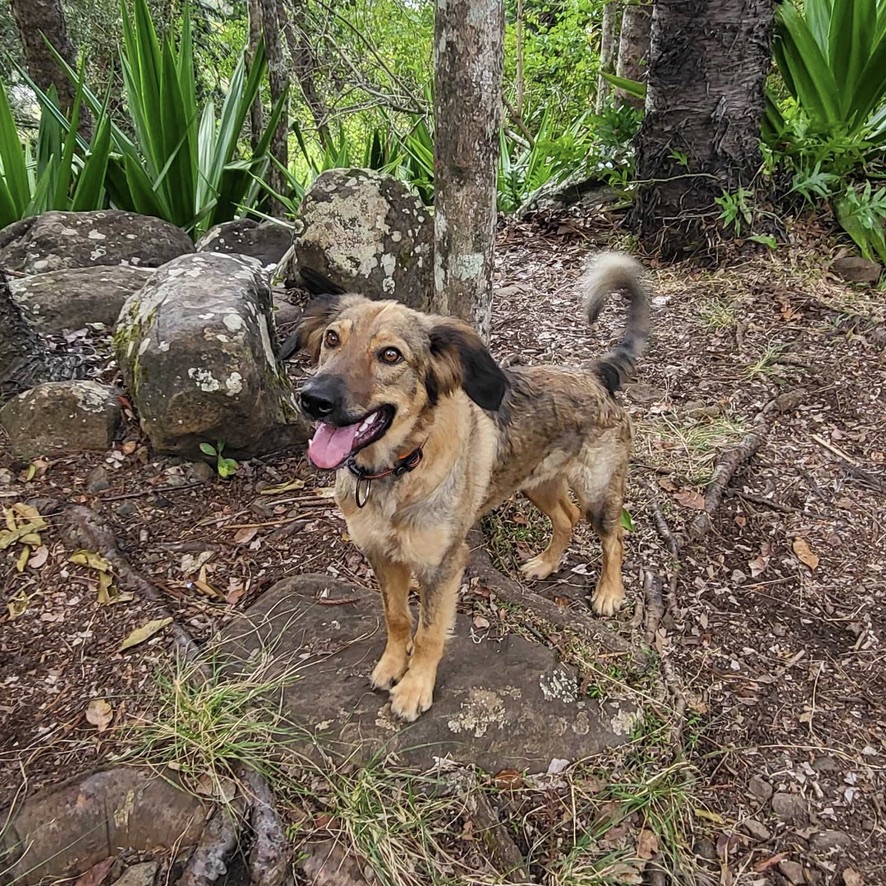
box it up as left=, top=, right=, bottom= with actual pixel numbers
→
left=629, top=0, right=774, bottom=257
left=247, top=0, right=265, bottom=156
left=432, top=0, right=504, bottom=340
left=9, top=0, right=79, bottom=114
left=615, top=2, right=651, bottom=108
left=283, top=0, right=333, bottom=151
left=258, top=0, right=289, bottom=215
left=595, top=1, right=621, bottom=113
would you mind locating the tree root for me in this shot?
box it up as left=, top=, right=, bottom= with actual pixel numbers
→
left=689, top=391, right=803, bottom=540
left=465, top=785, right=530, bottom=883
left=61, top=505, right=292, bottom=885
left=466, top=529, right=637, bottom=661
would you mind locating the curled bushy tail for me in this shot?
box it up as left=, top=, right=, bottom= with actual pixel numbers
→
left=581, top=252, right=650, bottom=393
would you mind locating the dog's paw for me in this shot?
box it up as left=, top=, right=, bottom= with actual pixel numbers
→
left=590, top=581, right=624, bottom=617
left=370, top=651, right=409, bottom=691
left=520, top=554, right=557, bottom=581
left=389, top=669, right=435, bottom=721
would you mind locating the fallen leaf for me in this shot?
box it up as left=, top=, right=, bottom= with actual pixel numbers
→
left=473, top=615, right=490, bottom=629
left=658, top=476, right=678, bottom=492
left=843, top=869, right=863, bottom=886
left=792, top=537, right=820, bottom=570
left=70, top=550, right=112, bottom=572
left=12, top=502, right=46, bottom=526
left=233, top=527, right=258, bottom=545
left=754, top=852, right=788, bottom=872
left=85, top=699, right=113, bottom=732
left=225, top=585, right=247, bottom=606
left=15, top=546, right=29, bottom=572
left=693, top=807, right=726, bottom=824
left=121, top=441, right=138, bottom=455
left=27, top=545, right=49, bottom=569
left=97, top=571, right=113, bottom=605
left=674, top=489, right=706, bottom=510
left=181, top=551, right=213, bottom=576
left=748, top=544, right=770, bottom=577
left=119, top=617, right=173, bottom=651
left=74, top=857, right=115, bottom=886
left=6, top=590, right=29, bottom=619
left=316, top=486, right=337, bottom=499
left=491, top=768, right=523, bottom=789
left=636, top=828, right=659, bottom=859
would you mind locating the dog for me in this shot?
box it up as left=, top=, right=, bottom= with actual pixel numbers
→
left=292, top=253, right=650, bottom=721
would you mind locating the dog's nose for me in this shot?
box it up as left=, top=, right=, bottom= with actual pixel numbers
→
left=300, top=378, right=343, bottom=419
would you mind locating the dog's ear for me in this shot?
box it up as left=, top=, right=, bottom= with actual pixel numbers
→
left=288, top=293, right=343, bottom=362
left=427, top=320, right=508, bottom=411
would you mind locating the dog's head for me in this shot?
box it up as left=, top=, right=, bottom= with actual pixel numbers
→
left=295, top=294, right=508, bottom=470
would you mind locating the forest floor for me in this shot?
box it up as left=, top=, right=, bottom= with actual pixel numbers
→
left=1, top=214, right=884, bottom=885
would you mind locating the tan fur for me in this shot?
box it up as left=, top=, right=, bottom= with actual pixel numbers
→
left=297, top=254, right=648, bottom=721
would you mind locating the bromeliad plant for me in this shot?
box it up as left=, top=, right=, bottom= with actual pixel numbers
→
left=29, top=0, right=286, bottom=236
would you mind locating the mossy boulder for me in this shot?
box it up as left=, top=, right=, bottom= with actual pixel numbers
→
left=114, top=253, right=309, bottom=456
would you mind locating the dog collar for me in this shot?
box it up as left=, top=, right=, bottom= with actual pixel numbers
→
left=346, top=447, right=424, bottom=508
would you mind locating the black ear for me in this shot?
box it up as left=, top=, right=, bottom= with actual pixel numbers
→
left=428, top=320, right=508, bottom=411
left=283, top=293, right=343, bottom=362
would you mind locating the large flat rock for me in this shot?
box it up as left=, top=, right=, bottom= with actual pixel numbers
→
left=221, top=575, right=640, bottom=773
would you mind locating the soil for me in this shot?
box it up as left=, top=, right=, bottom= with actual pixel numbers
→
left=1, top=212, right=884, bottom=884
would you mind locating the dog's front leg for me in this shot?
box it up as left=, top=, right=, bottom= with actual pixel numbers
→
left=389, top=543, right=467, bottom=722
left=367, top=555, right=413, bottom=690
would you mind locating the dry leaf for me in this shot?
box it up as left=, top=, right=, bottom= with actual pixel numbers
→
left=97, top=571, right=114, bottom=605
left=748, top=544, right=770, bottom=577
left=233, top=526, right=258, bottom=545
left=119, top=617, right=172, bottom=651
left=792, top=537, right=820, bottom=570
left=181, top=551, right=213, bottom=575
left=491, top=768, right=524, bottom=789
left=70, top=550, right=112, bottom=572
left=843, top=869, right=863, bottom=886
left=28, top=545, right=49, bottom=569
left=316, top=486, right=337, bottom=499
left=259, top=478, right=305, bottom=495
left=121, top=441, right=138, bottom=455
left=636, top=828, right=659, bottom=860
left=473, top=615, right=490, bottom=629
left=674, top=488, right=706, bottom=510
left=15, top=546, right=29, bottom=572
left=85, top=698, right=113, bottom=732
left=658, top=476, right=678, bottom=492
left=74, top=857, right=115, bottom=886
left=6, top=590, right=29, bottom=619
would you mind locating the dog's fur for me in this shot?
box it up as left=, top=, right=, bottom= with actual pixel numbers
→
left=294, top=253, right=650, bottom=721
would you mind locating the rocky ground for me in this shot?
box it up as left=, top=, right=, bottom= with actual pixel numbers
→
left=1, top=213, right=884, bottom=885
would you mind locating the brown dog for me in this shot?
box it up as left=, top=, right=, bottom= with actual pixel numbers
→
left=294, top=253, right=650, bottom=721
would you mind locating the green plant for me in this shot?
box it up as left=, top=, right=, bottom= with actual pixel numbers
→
left=28, top=0, right=286, bottom=236
left=834, top=181, right=886, bottom=263
left=715, top=187, right=754, bottom=236
left=0, top=72, right=111, bottom=226
left=200, top=440, right=238, bottom=478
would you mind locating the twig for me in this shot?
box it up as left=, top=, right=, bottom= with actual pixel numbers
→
left=689, top=391, right=803, bottom=539
left=100, top=481, right=207, bottom=501
left=811, top=433, right=886, bottom=494
left=643, top=483, right=682, bottom=626
left=465, top=782, right=530, bottom=883
left=724, top=489, right=795, bottom=513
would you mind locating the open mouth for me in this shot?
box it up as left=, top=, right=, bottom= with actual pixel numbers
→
left=307, top=405, right=395, bottom=470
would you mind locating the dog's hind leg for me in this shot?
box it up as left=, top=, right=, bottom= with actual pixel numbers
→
left=390, top=544, right=467, bottom=721
left=369, top=556, right=414, bottom=691
left=520, top=479, right=581, bottom=580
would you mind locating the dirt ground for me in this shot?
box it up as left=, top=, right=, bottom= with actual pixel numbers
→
left=1, top=214, right=884, bottom=885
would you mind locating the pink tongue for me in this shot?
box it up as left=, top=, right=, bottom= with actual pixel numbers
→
left=308, top=421, right=361, bottom=469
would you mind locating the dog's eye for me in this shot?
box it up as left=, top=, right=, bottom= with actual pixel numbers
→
left=379, top=347, right=403, bottom=365
left=324, top=329, right=340, bottom=349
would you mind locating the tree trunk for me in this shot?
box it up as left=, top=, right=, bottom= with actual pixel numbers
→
left=9, top=0, right=79, bottom=114
left=283, top=0, right=333, bottom=151
left=247, top=0, right=265, bottom=155
left=615, top=2, right=651, bottom=108
left=595, top=2, right=621, bottom=113
left=629, top=0, right=774, bottom=257
left=258, top=0, right=289, bottom=215
left=432, top=0, right=504, bottom=340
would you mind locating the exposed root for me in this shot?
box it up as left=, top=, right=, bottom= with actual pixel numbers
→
left=644, top=483, right=682, bottom=627
left=689, top=390, right=803, bottom=539
left=464, top=784, right=530, bottom=883
left=61, top=505, right=292, bottom=885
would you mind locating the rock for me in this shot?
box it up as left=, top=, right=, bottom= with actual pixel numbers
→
left=623, top=383, right=665, bottom=406
left=0, top=211, right=193, bottom=274
left=748, top=775, right=774, bottom=803
left=186, top=461, right=216, bottom=484
left=114, top=252, right=308, bottom=456
left=196, top=219, right=293, bottom=270
left=219, top=575, right=640, bottom=773
left=10, top=265, right=154, bottom=332
left=0, top=767, right=204, bottom=884
left=772, top=791, right=809, bottom=825
left=743, top=819, right=771, bottom=841
left=832, top=256, right=881, bottom=285
left=295, top=168, right=432, bottom=310
left=112, top=861, right=158, bottom=886
left=86, top=465, right=112, bottom=494
left=778, top=860, right=806, bottom=884
left=812, top=755, right=840, bottom=773
left=0, top=381, right=121, bottom=460
left=809, top=829, right=852, bottom=855
left=518, top=171, right=618, bottom=217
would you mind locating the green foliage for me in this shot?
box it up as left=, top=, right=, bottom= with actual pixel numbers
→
left=715, top=188, right=755, bottom=237
left=199, top=440, right=238, bottom=478
left=0, top=71, right=110, bottom=226
left=26, top=0, right=284, bottom=236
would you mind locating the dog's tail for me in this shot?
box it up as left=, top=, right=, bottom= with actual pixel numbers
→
left=581, top=252, right=650, bottom=394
